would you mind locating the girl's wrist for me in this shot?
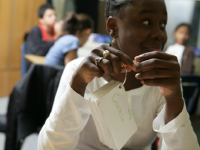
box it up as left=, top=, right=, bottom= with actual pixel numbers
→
left=70, top=74, right=88, bottom=97
left=164, top=90, right=183, bottom=105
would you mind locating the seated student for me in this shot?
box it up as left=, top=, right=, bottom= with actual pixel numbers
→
left=165, top=23, right=195, bottom=75
left=38, top=0, right=199, bottom=150
left=45, top=13, right=92, bottom=67
left=26, top=4, right=56, bottom=57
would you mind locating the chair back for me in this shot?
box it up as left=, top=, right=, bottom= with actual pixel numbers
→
left=21, top=43, right=27, bottom=76
left=181, top=75, right=200, bottom=115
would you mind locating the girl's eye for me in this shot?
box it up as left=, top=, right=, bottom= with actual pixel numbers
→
left=161, top=23, right=166, bottom=28
left=143, top=20, right=150, bottom=26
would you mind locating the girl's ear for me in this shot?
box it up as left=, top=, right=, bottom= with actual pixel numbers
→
left=106, top=16, right=118, bottom=38
left=85, top=28, right=92, bottom=36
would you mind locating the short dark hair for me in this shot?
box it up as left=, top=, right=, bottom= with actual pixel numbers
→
left=62, top=12, right=93, bottom=35
left=175, top=23, right=191, bottom=34
left=38, top=4, right=54, bottom=18
left=105, top=0, right=135, bottom=20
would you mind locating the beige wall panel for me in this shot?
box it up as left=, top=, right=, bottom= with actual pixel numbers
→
left=10, top=0, right=46, bottom=69
left=0, top=0, right=12, bottom=70
left=0, top=0, right=46, bottom=97
left=0, top=72, right=8, bottom=97
left=33, top=0, right=46, bottom=26
left=24, top=0, right=35, bottom=33
left=10, top=0, right=27, bottom=69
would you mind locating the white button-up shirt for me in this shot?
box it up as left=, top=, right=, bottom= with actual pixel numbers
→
left=38, top=58, right=199, bottom=150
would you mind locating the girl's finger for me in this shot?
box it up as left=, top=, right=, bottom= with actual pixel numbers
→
left=98, top=44, right=135, bottom=69
left=105, top=53, right=121, bottom=75
left=135, top=51, right=178, bottom=62
left=141, top=78, right=178, bottom=88
left=94, top=58, right=113, bottom=76
left=133, top=58, right=180, bottom=72
left=135, top=69, right=179, bottom=80
left=84, top=60, right=104, bottom=76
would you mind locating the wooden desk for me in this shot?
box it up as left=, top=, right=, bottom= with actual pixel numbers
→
left=24, top=54, right=45, bottom=64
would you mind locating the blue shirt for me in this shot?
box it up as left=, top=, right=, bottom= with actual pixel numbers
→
left=45, top=34, right=79, bottom=66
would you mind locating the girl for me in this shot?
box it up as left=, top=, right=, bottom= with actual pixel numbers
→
left=38, top=0, right=199, bottom=149
left=45, top=13, right=93, bottom=66
left=165, top=24, right=195, bottom=75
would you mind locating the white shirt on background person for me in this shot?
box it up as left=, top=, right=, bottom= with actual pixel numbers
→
left=165, top=43, right=185, bottom=67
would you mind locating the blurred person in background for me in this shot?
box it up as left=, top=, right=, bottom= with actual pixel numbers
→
left=165, top=23, right=195, bottom=75
left=45, top=12, right=93, bottom=67
left=26, top=4, right=56, bottom=57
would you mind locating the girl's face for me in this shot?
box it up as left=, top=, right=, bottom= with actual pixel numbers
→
left=113, top=0, right=168, bottom=59
left=77, top=28, right=91, bottom=47
left=174, top=26, right=190, bottom=45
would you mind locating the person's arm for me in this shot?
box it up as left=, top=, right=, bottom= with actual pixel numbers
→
left=134, top=52, right=183, bottom=124
left=133, top=51, right=199, bottom=149
left=64, top=49, right=77, bottom=66
left=26, top=27, right=54, bottom=56
left=38, top=58, right=91, bottom=150
left=154, top=93, right=199, bottom=150
left=38, top=43, right=135, bottom=149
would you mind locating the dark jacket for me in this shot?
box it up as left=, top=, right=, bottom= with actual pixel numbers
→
left=165, top=46, right=195, bottom=75
left=26, top=26, right=54, bottom=56
left=5, top=64, right=64, bottom=150
left=181, top=46, right=195, bottom=75
left=26, top=26, right=54, bottom=71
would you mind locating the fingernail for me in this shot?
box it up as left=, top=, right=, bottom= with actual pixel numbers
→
left=135, top=56, right=139, bottom=60
left=141, top=80, right=144, bottom=84
left=133, top=60, right=139, bottom=67
left=135, top=73, right=140, bottom=78
left=135, top=54, right=143, bottom=60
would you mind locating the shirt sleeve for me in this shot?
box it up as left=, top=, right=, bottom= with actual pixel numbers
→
left=153, top=98, right=200, bottom=150
left=37, top=58, right=91, bottom=150
left=26, top=26, right=54, bottom=56
left=62, top=37, right=79, bottom=54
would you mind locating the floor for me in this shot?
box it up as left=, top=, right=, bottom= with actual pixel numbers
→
left=0, top=97, right=200, bottom=150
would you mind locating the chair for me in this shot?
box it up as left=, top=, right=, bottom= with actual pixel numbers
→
left=0, top=115, right=6, bottom=132
left=21, top=43, right=27, bottom=77
left=181, top=75, right=200, bottom=115
left=4, top=64, right=64, bottom=150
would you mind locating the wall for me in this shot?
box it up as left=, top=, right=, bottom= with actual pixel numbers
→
left=164, top=0, right=195, bottom=47
left=0, top=0, right=45, bottom=97
left=98, top=0, right=107, bottom=35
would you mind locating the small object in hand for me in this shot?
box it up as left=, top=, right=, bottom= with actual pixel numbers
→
left=121, top=64, right=127, bottom=68
left=103, top=50, right=110, bottom=59
left=133, top=60, right=139, bottom=67
left=120, top=60, right=139, bottom=68
left=95, top=57, right=103, bottom=66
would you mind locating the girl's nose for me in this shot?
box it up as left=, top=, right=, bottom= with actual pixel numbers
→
left=151, top=27, right=165, bottom=41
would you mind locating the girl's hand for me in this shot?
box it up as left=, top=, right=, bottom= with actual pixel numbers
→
left=70, top=44, right=134, bottom=96
left=54, top=20, right=64, bottom=41
left=134, top=51, right=182, bottom=101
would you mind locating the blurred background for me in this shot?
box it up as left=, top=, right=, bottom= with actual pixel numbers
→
left=0, top=0, right=200, bottom=150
